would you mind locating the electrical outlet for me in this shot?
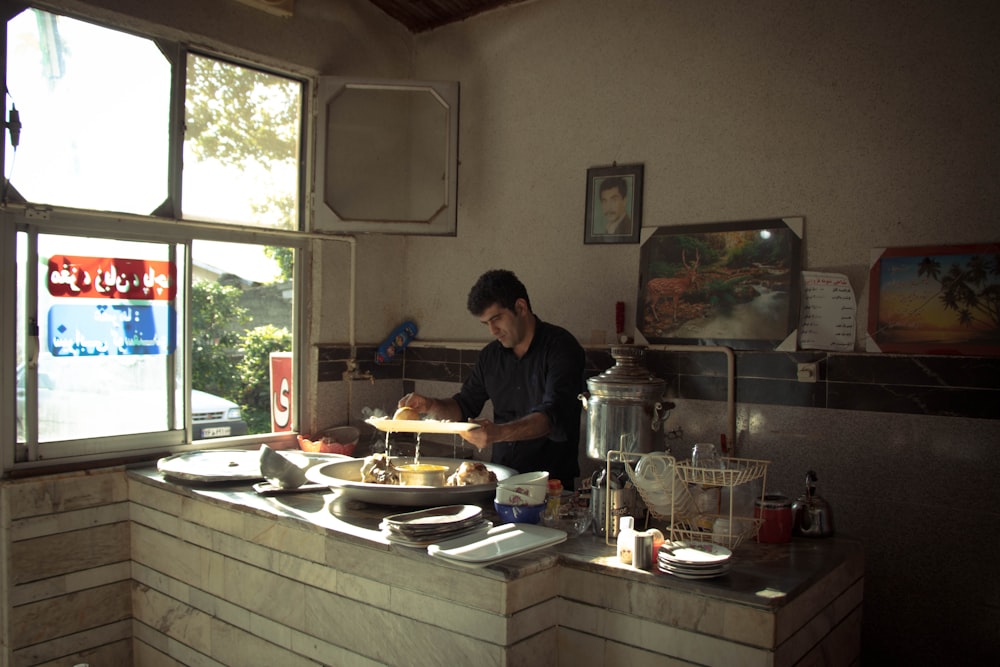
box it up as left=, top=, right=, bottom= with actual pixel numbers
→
left=797, top=362, right=818, bottom=383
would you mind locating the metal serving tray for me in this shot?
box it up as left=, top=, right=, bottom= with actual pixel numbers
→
left=305, top=456, right=515, bottom=507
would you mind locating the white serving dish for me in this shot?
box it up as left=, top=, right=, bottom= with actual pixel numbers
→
left=426, top=522, right=566, bottom=568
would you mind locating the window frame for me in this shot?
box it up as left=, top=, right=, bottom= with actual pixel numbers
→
left=1, top=6, right=314, bottom=473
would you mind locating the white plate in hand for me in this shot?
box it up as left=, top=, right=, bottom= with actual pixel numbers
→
left=365, top=417, right=481, bottom=434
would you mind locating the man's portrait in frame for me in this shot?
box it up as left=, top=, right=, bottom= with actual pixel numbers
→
left=584, top=163, right=643, bottom=244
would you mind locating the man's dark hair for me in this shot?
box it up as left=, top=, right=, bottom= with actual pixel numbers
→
left=467, top=269, right=532, bottom=315
left=599, top=176, right=627, bottom=199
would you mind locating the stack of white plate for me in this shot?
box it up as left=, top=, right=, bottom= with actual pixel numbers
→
left=380, top=504, right=491, bottom=547
left=657, top=540, right=733, bottom=579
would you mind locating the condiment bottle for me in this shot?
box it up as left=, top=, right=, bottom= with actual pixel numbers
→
left=633, top=530, right=654, bottom=570
left=545, top=479, right=563, bottom=521
left=616, top=516, right=636, bottom=565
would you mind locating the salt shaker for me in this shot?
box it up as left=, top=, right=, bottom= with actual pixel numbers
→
left=616, top=516, right=636, bottom=564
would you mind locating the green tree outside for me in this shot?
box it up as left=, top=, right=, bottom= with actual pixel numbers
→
left=185, top=54, right=298, bottom=433
left=238, top=325, right=293, bottom=433
left=191, top=280, right=249, bottom=402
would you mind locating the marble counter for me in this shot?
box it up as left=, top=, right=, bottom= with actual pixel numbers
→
left=135, top=467, right=859, bottom=598
left=127, top=466, right=863, bottom=665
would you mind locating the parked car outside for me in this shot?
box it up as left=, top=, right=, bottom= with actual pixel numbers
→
left=192, top=389, right=249, bottom=439
left=16, top=364, right=248, bottom=441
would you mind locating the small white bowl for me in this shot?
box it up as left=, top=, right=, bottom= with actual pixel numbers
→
left=495, top=488, right=536, bottom=506
left=497, top=484, right=547, bottom=505
left=497, top=470, right=549, bottom=503
left=259, top=444, right=307, bottom=489
left=500, top=470, right=549, bottom=487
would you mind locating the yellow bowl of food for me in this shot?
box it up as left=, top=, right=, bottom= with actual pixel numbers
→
left=397, top=463, right=449, bottom=487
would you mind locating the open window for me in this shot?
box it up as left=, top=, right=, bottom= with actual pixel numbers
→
left=3, top=7, right=303, bottom=466
left=313, top=78, right=460, bottom=235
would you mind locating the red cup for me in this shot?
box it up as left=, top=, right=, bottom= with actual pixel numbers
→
left=755, top=494, right=793, bottom=543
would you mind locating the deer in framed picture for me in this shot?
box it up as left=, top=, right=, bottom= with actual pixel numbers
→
left=636, top=218, right=803, bottom=350
left=645, top=249, right=700, bottom=323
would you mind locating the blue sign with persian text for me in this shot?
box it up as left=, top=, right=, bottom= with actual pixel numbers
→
left=47, top=303, right=176, bottom=356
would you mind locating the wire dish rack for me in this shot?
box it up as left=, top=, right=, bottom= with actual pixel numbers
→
left=608, top=449, right=770, bottom=550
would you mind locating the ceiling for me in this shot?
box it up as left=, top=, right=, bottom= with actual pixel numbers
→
left=365, top=0, right=532, bottom=33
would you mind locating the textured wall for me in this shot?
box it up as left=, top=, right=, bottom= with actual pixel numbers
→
left=388, top=0, right=1000, bottom=349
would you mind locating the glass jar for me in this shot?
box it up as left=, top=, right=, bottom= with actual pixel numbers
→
left=754, top=494, right=794, bottom=543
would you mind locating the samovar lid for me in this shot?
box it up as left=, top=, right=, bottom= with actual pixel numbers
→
left=587, top=345, right=664, bottom=391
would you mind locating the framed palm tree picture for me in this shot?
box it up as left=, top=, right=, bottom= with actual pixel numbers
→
left=867, top=243, right=1000, bottom=355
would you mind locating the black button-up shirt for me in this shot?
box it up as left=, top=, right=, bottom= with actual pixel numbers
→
left=453, top=317, right=585, bottom=487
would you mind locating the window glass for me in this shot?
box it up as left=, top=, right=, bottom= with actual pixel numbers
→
left=22, top=234, right=178, bottom=442
left=190, top=240, right=293, bottom=440
left=183, top=54, right=302, bottom=229
left=4, top=7, right=303, bottom=464
left=4, top=9, right=169, bottom=214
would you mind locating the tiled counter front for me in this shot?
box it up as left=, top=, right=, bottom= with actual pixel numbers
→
left=1, top=467, right=861, bottom=666
left=129, top=470, right=862, bottom=667
left=556, top=542, right=863, bottom=666
left=1, top=467, right=133, bottom=667
left=128, top=474, right=559, bottom=667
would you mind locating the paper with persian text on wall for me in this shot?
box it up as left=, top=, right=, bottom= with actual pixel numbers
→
left=798, top=271, right=856, bottom=351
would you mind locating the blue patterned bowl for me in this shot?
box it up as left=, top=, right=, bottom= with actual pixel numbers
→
left=494, top=500, right=545, bottom=525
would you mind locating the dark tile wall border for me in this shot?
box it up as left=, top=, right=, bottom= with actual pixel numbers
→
left=317, top=345, right=1000, bottom=421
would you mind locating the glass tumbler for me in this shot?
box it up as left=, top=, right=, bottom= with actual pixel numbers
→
left=691, top=442, right=720, bottom=469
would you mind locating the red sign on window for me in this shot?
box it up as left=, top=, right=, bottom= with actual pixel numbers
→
left=270, top=352, right=293, bottom=432
left=47, top=255, right=176, bottom=300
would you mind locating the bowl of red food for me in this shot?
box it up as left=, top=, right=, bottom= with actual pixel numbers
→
left=298, top=426, right=360, bottom=456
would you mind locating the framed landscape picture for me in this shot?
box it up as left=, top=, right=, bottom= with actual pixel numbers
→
left=637, top=217, right=803, bottom=350
left=867, top=243, right=1000, bottom=355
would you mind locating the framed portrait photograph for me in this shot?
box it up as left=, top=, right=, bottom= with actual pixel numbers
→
left=867, top=242, right=1000, bottom=355
left=637, top=217, right=804, bottom=350
left=584, top=163, right=643, bottom=244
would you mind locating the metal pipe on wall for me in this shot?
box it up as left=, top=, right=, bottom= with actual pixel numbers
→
left=644, top=344, right=736, bottom=457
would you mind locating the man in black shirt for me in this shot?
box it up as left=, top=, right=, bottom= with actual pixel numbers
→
left=398, top=269, right=585, bottom=488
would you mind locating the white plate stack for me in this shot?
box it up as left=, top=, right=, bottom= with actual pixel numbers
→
left=380, top=504, right=491, bottom=547
left=657, top=540, right=733, bottom=579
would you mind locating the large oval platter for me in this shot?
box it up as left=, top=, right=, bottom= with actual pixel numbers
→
left=157, top=449, right=353, bottom=483
left=305, top=456, right=516, bottom=507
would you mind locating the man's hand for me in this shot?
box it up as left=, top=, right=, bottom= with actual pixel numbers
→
left=460, top=419, right=495, bottom=450
left=397, top=393, right=464, bottom=422
left=459, top=412, right=552, bottom=450
left=398, top=392, right=432, bottom=414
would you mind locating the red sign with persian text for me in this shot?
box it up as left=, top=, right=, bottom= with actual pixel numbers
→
left=47, top=255, right=176, bottom=300
left=270, top=352, right=293, bottom=432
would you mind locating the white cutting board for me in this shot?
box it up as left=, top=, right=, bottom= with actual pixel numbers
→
left=427, top=523, right=566, bottom=567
